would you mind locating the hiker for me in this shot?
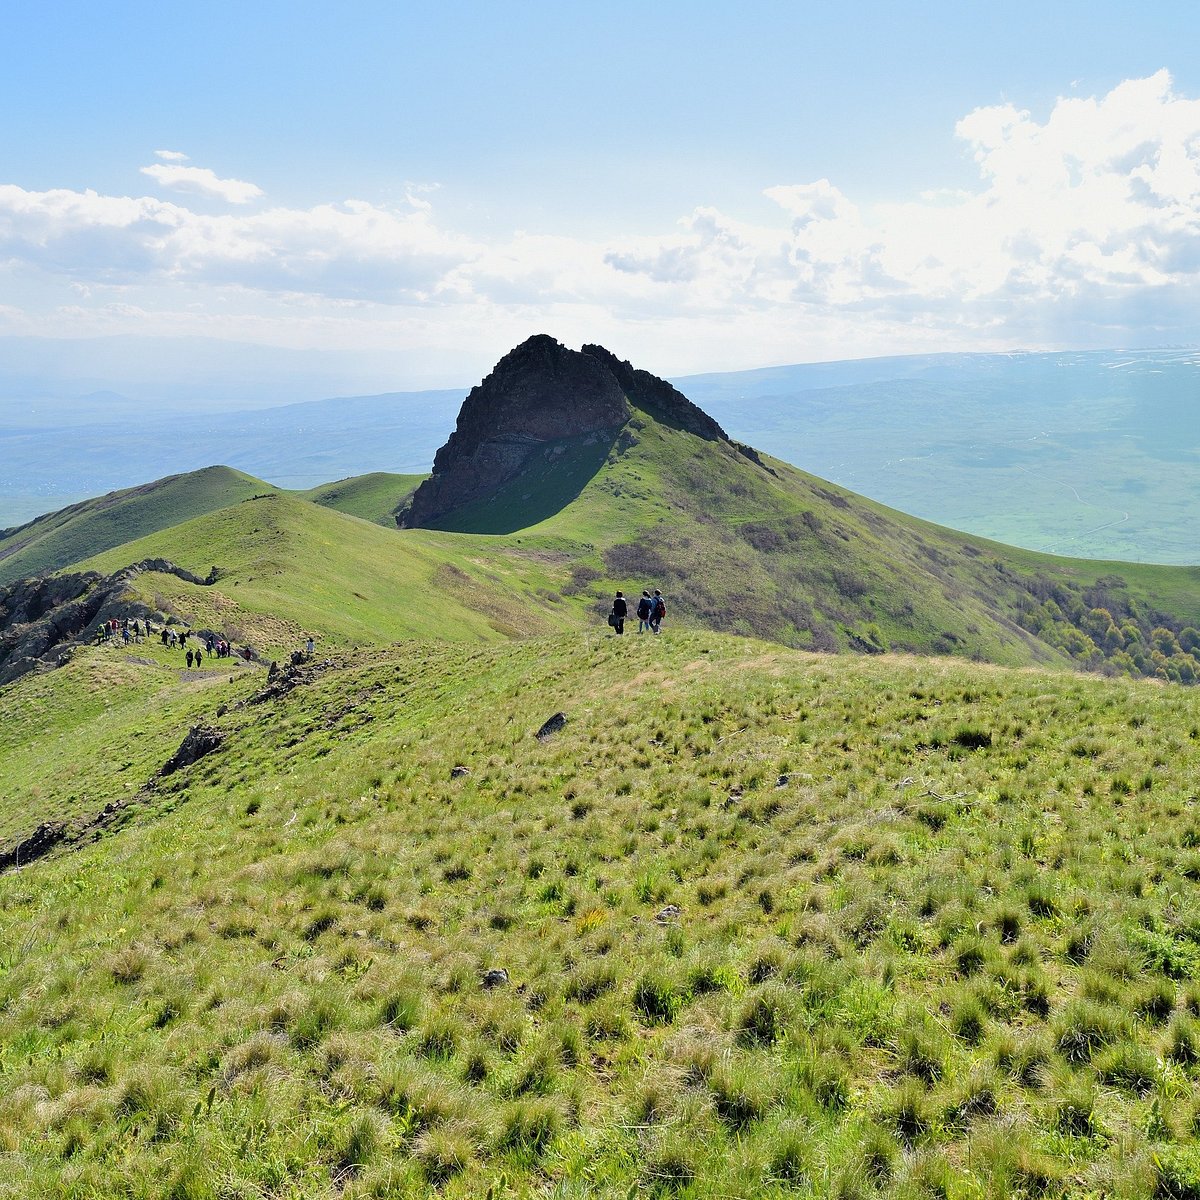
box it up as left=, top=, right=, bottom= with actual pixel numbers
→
left=306, top=636, right=315, bottom=656
left=609, top=590, right=628, bottom=635
left=636, top=590, right=653, bottom=634
left=195, top=648, right=204, bottom=666
left=650, top=589, right=666, bottom=634
left=186, top=649, right=194, bottom=668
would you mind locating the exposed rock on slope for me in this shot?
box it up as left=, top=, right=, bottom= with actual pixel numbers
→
left=403, top=335, right=731, bottom=527
left=0, top=559, right=215, bottom=686
left=579, top=343, right=728, bottom=442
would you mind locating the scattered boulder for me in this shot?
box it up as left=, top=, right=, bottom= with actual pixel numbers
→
left=161, top=724, right=224, bottom=777
left=536, top=712, right=568, bottom=740
left=482, top=967, right=510, bottom=989
left=450, top=765, right=470, bottom=778
left=775, top=774, right=791, bottom=789
left=0, top=821, right=67, bottom=872
left=655, top=904, right=682, bottom=924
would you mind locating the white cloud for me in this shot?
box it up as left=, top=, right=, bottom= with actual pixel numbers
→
left=140, top=163, right=264, bottom=205
left=154, top=149, right=190, bottom=163
left=4, top=74, right=1200, bottom=369
left=0, top=185, right=478, bottom=300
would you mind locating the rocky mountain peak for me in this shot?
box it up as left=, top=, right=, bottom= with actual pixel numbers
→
left=399, top=335, right=746, bottom=528
left=399, top=335, right=633, bottom=527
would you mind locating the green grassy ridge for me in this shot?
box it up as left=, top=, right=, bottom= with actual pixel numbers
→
left=302, top=473, right=425, bottom=527
left=0, top=638, right=259, bottom=843
left=10, top=401, right=1200, bottom=684
left=4, top=632, right=1200, bottom=1196
left=439, top=408, right=1200, bottom=678
left=0, top=466, right=275, bottom=586
left=77, top=493, right=579, bottom=656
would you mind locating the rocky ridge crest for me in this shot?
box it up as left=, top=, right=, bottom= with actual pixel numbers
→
left=399, top=335, right=754, bottom=528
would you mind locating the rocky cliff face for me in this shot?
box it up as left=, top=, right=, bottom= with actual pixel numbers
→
left=579, top=343, right=730, bottom=442
left=400, top=335, right=633, bottom=528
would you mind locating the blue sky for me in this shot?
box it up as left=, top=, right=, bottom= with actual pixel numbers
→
left=3, top=1, right=1200, bottom=386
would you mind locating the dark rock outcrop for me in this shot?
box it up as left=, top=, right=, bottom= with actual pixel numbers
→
left=580, top=343, right=729, bottom=442
left=161, top=723, right=224, bottom=777
left=399, top=334, right=765, bottom=528
left=0, top=821, right=67, bottom=871
left=400, top=335, right=631, bottom=527
left=536, top=712, right=568, bottom=740
left=0, top=558, right=219, bottom=688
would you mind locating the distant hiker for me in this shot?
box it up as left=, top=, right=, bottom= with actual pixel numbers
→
left=186, top=649, right=194, bottom=668
left=609, top=590, right=628, bottom=635
left=195, top=648, right=204, bottom=666
left=650, top=589, right=666, bottom=634
left=161, top=628, right=169, bottom=645
left=179, top=630, right=188, bottom=646
left=306, top=636, right=315, bottom=656
left=636, top=590, right=653, bottom=634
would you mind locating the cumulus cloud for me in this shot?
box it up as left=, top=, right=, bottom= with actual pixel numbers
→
left=154, top=149, right=190, bottom=162
left=0, top=185, right=478, bottom=301
left=140, top=163, right=264, bottom=204
left=598, top=70, right=1200, bottom=346
left=4, top=72, right=1200, bottom=364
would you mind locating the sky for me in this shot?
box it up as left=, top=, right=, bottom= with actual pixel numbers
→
left=2, top=0, right=1200, bottom=388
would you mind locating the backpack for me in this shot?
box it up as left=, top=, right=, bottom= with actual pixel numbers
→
left=653, top=596, right=666, bottom=620
left=637, top=597, right=652, bottom=619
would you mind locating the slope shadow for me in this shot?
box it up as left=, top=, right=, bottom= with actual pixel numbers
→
left=421, top=430, right=620, bottom=535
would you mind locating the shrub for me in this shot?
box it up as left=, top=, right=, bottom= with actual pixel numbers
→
left=1054, top=1001, right=1129, bottom=1064
left=643, top=1137, right=697, bottom=1193
left=633, top=972, right=684, bottom=1025
left=415, top=1125, right=475, bottom=1184
left=496, top=1098, right=562, bottom=1157
left=1168, top=1013, right=1200, bottom=1065
left=766, top=1121, right=811, bottom=1185
left=333, top=1111, right=384, bottom=1174
left=878, top=1078, right=931, bottom=1144
left=1155, top=1145, right=1200, bottom=1200
left=735, top=983, right=795, bottom=1046
left=1053, top=1084, right=1099, bottom=1137
left=707, top=1059, right=773, bottom=1129
left=1094, top=1043, right=1157, bottom=1094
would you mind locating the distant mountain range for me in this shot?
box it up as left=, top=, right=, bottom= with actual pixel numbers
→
left=2, top=340, right=1197, bottom=563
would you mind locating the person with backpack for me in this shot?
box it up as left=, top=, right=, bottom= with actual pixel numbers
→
left=609, top=590, right=628, bottom=635
left=186, top=649, right=194, bottom=669
left=650, top=589, right=666, bottom=634
left=636, top=590, right=653, bottom=633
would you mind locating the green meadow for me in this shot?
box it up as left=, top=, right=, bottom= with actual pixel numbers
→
left=5, top=634, right=1200, bottom=1197
left=3, top=380, right=1200, bottom=1197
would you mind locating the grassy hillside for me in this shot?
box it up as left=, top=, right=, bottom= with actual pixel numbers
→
left=302, top=472, right=425, bottom=527
left=0, top=466, right=275, bottom=585
left=77, top=492, right=577, bottom=655
left=5, top=631, right=1200, bottom=1197
left=416, top=408, right=1200, bottom=680
left=11, top=397, right=1194, bottom=687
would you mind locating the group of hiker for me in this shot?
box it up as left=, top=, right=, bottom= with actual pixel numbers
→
left=94, top=616, right=150, bottom=646
left=160, top=626, right=236, bottom=662
left=608, top=588, right=666, bottom=636
left=95, top=614, right=251, bottom=667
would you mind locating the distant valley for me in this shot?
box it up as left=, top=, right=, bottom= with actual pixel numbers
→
left=1, top=344, right=1197, bottom=563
